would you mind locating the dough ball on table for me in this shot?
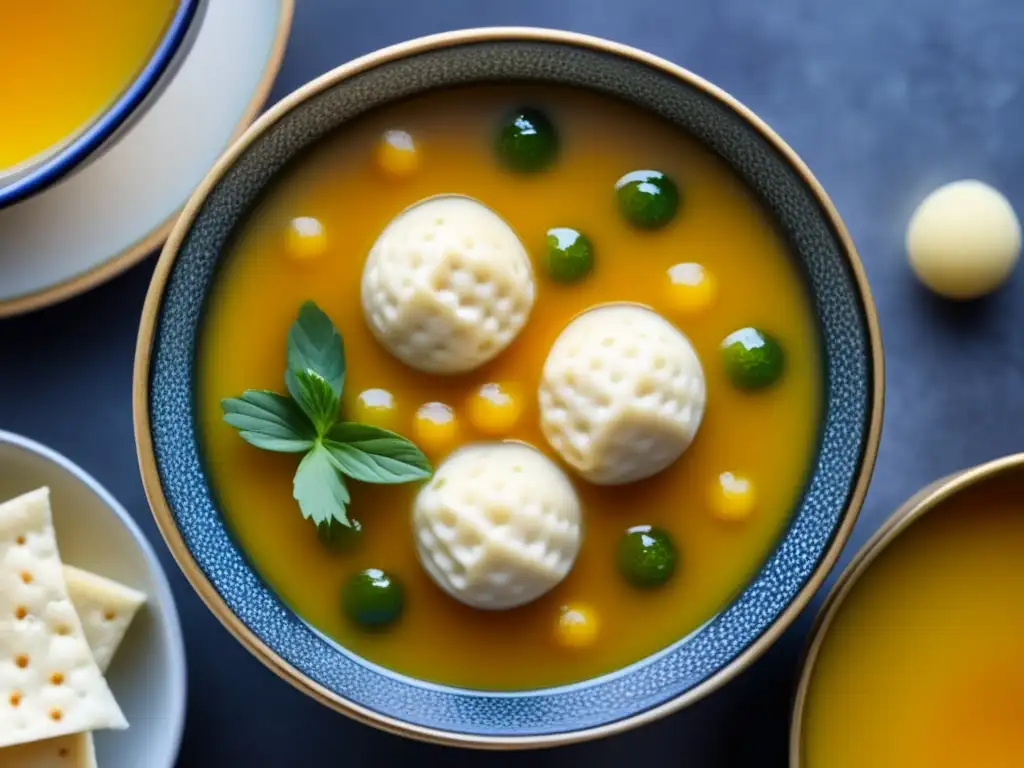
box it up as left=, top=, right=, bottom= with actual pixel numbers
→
left=539, top=304, right=706, bottom=485
left=362, top=196, right=535, bottom=374
left=907, top=179, right=1021, bottom=300
left=413, top=442, right=582, bottom=610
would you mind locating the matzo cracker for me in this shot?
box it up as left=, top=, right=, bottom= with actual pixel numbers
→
left=0, top=565, right=147, bottom=766
left=63, top=565, right=145, bottom=674
left=0, top=488, right=127, bottom=748
left=0, top=728, right=96, bottom=767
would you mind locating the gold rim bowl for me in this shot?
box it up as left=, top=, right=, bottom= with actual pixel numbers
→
left=134, top=27, right=884, bottom=749
left=789, top=453, right=1024, bottom=765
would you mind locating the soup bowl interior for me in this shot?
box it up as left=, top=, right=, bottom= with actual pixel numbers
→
left=790, top=454, right=1024, bottom=766
left=0, top=0, right=202, bottom=209
left=136, top=29, right=881, bottom=746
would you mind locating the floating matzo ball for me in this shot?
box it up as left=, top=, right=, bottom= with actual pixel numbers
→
left=412, top=442, right=582, bottom=610
left=361, top=195, right=535, bottom=374
left=539, top=304, right=706, bottom=485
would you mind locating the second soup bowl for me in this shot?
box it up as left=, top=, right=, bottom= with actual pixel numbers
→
left=134, top=28, right=883, bottom=747
left=0, top=0, right=202, bottom=209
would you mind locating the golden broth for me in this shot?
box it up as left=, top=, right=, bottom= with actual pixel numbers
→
left=198, top=85, right=822, bottom=690
left=802, top=471, right=1024, bottom=767
left=0, top=1, right=179, bottom=171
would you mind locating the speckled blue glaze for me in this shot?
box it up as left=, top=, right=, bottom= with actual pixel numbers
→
left=147, top=39, right=873, bottom=737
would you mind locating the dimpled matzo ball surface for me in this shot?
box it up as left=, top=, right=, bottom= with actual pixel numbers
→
left=412, top=442, right=582, bottom=610
left=361, top=196, right=535, bottom=374
left=539, top=304, right=706, bottom=485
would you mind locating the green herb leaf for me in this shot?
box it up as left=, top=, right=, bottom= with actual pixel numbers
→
left=285, top=301, right=345, bottom=404
left=324, top=422, right=433, bottom=484
left=293, top=369, right=339, bottom=436
left=293, top=444, right=351, bottom=527
left=224, top=300, right=434, bottom=534
left=221, top=391, right=315, bottom=452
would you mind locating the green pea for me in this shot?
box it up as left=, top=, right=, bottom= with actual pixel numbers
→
left=342, top=568, right=403, bottom=628
left=617, top=525, right=677, bottom=588
left=721, top=327, right=785, bottom=390
left=545, top=227, right=594, bottom=283
left=615, top=170, right=679, bottom=229
left=495, top=107, right=558, bottom=172
left=316, top=519, right=362, bottom=553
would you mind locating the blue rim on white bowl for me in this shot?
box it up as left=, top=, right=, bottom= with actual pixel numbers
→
left=0, top=0, right=202, bottom=211
left=134, top=27, right=883, bottom=750
left=0, top=430, right=188, bottom=767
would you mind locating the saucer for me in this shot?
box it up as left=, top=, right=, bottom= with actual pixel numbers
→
left=0, top=431, right=187, bottom=767
left=0, top=0, right=293, bottom=317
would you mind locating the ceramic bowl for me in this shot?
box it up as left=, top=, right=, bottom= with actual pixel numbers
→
left=789, top=453, right=1024, bottom=766
left=134, top=28, right=883, bottom=748
left=0, top=431, right=187, bottom=767
left=0, top=0, right=292, bottom=318
left=0, top=0, right=203, bottom=210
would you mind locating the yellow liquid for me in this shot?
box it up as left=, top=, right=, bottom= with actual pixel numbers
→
left=803, top=471, right=1024, bottom=767
left=198, top=85, right=822, bottom=690
left=0, top=1, right=178, bottom=171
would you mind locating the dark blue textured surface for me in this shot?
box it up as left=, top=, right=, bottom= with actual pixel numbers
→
left=146, top=36, right=873, bottom=738
left=2, top=1, right=1024, bottom=764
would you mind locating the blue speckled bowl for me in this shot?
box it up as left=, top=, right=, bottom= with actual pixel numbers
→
left=134, top=28, right=883, bottom=748
left=0, top=0, right=202, bottom=210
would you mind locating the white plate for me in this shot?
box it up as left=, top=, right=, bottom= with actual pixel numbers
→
left=0, top=431, right=187, bottom=768
left=0, top=0, right=293, bottom=317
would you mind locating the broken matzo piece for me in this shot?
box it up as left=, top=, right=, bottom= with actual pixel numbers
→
left=0, top=488, right=127, bottom=748
left=0, top=727, right=96, bottom=768
left=63, top=565, right=146, bottom=674
left=0, top=564, right=147, bottom=766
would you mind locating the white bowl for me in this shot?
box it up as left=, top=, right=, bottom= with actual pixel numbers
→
left=0, top=0, right=204, bottom=210
left=0, top=431, right=186, bottom=768
left=0, top=0, right=293, bottom=317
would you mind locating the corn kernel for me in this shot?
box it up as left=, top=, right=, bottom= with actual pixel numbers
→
left=467, top=382, right=523, bottom=436
left=376, top=129, right=420, bottom=178
left=413, top=402, right=458, bottom=458
left=710, top=471, right=756, bottom=521
left=286, top=216, right=327, bottom=262
left=666, top=262, right=716, bottom=315
left=353, top=388, right=397, bottom=430
left=554, top=603, right=599, bottom=650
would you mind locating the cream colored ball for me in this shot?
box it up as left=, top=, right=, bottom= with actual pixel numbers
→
left=538, top=304, right=706, bottom=486
left=412, top=442, right=582, bottom=610
left=906, top=179, right=1021, bottom=300
left=361, top=195, right=535, bottom=374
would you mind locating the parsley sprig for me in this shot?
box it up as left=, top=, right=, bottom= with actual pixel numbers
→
left=221, top=301, right=432, bottom=529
